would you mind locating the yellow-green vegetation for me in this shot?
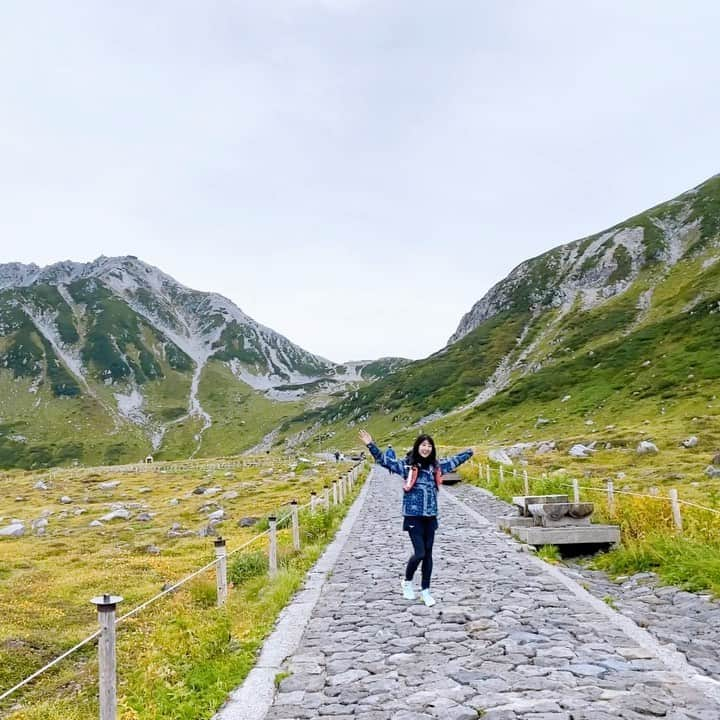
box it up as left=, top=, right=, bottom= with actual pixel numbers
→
left=536, top=544, right=561, bottom=563
left=0, top=453, right=362, bottom=719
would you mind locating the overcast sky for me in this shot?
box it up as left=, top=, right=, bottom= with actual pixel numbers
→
left=1, top=1, right=718, bottom=363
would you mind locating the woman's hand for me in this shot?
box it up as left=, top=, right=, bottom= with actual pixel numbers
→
left=358, top=429, right=373, bottom=445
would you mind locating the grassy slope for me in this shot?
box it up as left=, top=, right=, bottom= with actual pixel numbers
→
left=0, top=455, right=361, bottom=719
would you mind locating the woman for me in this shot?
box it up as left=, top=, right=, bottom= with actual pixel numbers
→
left=358, top=429, right=473, bottom=607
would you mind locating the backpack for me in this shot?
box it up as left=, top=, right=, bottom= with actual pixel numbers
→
left=402, top=464, right=442, bottom=492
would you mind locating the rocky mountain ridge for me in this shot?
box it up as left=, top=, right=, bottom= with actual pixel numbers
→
left=0, top=256, right=407, bottom=467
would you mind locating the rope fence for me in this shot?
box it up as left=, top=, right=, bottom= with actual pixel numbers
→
left=0, top=462, right=367, bottom=718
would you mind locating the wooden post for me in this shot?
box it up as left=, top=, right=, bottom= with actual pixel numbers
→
left=332, top=481, right=338, bottom=506
left=91, top=594, right=123, bottom=720
left=214, top=537, right=228, bottom=606
left=499, top=465, right=504, bottom=484
left=607, top=481, right=615, bottom=515
left=291, top=500, right=300, bottom=551
left=310, top=491, right=317, bottom=514
left=486, top=464, right=491, bottom=483
left=523, top=469, right=529, bottom=495
left=338, top=476, right=344, bottom=503
left=323, top=485, right=330, bottom=510
left=669, top=488, right=683, bottom=532
left=572, top=478, right=579, bottom=503
left=268, top=516, right=278, bottom=578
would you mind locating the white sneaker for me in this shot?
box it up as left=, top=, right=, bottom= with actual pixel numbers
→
left=420, top=589, right=436, bottom=607
left=401, top=580, right=416, bottom=600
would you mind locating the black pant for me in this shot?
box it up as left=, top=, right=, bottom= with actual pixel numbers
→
left=404, top=516, right=437, bottom=590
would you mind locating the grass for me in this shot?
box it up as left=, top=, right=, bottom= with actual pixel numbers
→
left=536, top=545, right=561, bottom=563
left=0, top=453, right=364, bottom=719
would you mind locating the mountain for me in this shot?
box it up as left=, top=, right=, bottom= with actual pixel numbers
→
left=281, top=174, right=720, bottom=451
left=0, top=256, right=408, bottom=468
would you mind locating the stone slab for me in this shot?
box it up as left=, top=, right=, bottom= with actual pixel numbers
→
left=497, top=516, right=535, bottom=530
left=511, top=494, right=569, bottom=517
left=514, top=524, right=620, bottom=546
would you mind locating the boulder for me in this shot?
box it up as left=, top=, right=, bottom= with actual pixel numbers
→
left=98, top=481, right=120, bottom=490
left=59, top=496, right=72, bottom=504
left=568, top=444, right=593, bottom=458
left=488, top=449, right=513, bottom=466
left=637, top=441, right=659, bottom=454
left=0, top=523, right=24, bottom=537
left=238, top=516, right=259, bottom=527
left=535, top=441, right=556, bottom=455
left=681, top=436, right=698, bottom=448
left=705, top=465, right=720, bottom=478
left=505, top=443, right=535, bottom=458
left=100, top=508, right=132, bottom=522
left=34, top=480, right=49, bottom=491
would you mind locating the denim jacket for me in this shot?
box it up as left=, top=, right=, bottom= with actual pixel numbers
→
left=367, top=442, right=473, bottom=517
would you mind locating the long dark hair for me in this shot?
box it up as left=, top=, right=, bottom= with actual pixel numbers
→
left=408, top=434, right=437, bottom=468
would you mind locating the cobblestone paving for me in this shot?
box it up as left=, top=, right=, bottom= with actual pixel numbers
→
left=266, top=469, right=720, bottom=719
left=451, top=481, right=720, bottom=683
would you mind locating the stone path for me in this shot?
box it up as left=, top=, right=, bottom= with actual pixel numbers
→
left=451, top=482, right=720, bottom=684
left=234, top=468, right=720, bottom=719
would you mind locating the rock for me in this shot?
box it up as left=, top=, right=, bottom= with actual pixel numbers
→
left=535, top=441, right=556, bottom=455
left=505, top=443, right=535, bottom=458
left=192, top=486, right=207, bottom=495
left=98, top=481, right=120, bottom=490
left=203, top=487, right=222, bottom=496
left=705, top=465, right=720, bottom=478
left=89, top=520, right=104, bottom=527
left=641, top=360, right=651, bottom=367
left=59, top=496, right=72, bottom=504
left=136, top=513, right=153, bottom=522
left=222, top=490, right=239, bottom=500
left=207, top=509, right=225, bottom=521
left=568, top=444, right=593, bottom=458
left=682, top=436, right=698, bottom=448
left=712, top=452, right=720, bottom=465
left=637, top=441, right=659, bottom=454
left=0, top=523, right=24, bottom=537
left=100, top=508, right=132, bottom=522
left=238, top=516, right=259, bottom=527
left=561, top=394, right=571, bottom=402
left=31, top=517, right=48, bottom=531
left=168, top=498, right=179, bottom=505
left=488, top=449, right=513, bottom=466
left=34, top=480, right=49, bottom=490
left=138, top=487, right=152, bottom=494
left=145, top=545, right=162, bottom=555
left=535, top=417, right=551, bottom=426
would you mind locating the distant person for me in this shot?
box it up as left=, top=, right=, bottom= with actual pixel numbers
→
left=384, top=445, right=396, bottom=463
left=334, top=451, right=340, bottom=462
left=358, top=429, right=473, bottom=607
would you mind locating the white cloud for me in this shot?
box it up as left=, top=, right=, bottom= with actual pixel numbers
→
left=1, top=1, right=719, bottom=360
